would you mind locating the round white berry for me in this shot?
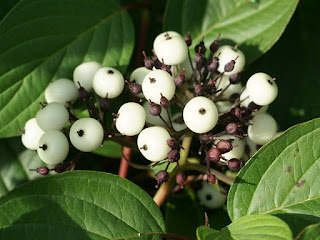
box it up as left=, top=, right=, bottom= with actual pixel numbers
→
left=130, top=67, right=151, bottom=98
left=116, top=102, right=146, bottom=136
left=45, top=78, right=78, bottom=106
left=69, top=118, right=104, bottom=152
left=142, top=70, right=176, bottom=104
left=36, top=102, right=69, bottom=131
left=92, top=67, right=124, bottom=99
left=155, top=36, right=188, bottom=65
left=248, top=113, right=277, bottom=145
left=216, top=75, right=242, bottom=98
left=153, top=31, right=182, bottom=53
left=21, top=118, right=44, bottom=150
left=197, top=182, right=226, bottom=209
left=37, top=130, right=69, bottom=165
left=183, top=96, right=218, bottom=134
left=143, top=102, right=169, bottom=127
left=214, top=135, right=245, bottom=160
left=137, top=126, right=171, bottom=162
left=214, top=45, right=245, bottom=76
left=73, top=61, right=102, bottom=91
left=246, top=72, right=278, bottom=106
left=239, top=88, right=252, bottom=108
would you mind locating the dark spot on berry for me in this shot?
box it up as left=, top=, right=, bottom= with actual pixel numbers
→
left=199, top=108, right=206, bottom=115
left=39, top=144, right=47, bottom=151
left=140, top=144, right=148, bottom=151
left=205, top=194, right=212, bottom=201
left=77, top=130, right=84, bottom=137
left=107, top=70, right=114, bottom=74
left=149, top=77, right=156, bottom=83
left=296, top=180, right=305, bottom=188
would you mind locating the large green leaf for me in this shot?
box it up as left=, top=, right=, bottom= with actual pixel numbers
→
left=0, top=137, right=54, bottom=197
left=228, top=118, right=320, bottom=236
left=0, top=0, right=134, bottom=138
left=197, top=215, right=292, bottom=240
left=0, top=171, right=165, bottom=239
left=163, top=0, right=299, bottom=63
left=296, top=223, right=320, bottom=240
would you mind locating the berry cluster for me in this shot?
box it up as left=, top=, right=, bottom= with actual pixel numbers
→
left=21, top=31, right=279, bottom=189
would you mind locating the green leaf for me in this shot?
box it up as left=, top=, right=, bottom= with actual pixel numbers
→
left=295, top=223, right=320, bottom=240
left=197, top=215, right=292, bottom=240
left=165, top=188, right=203, bottom=239
left=93, top=140, right=122, bottom=159
left=163, top=0, right=299, bottom=63
left=245, top=0, right=320, bottom=130
left=0, top=171, right=165, bottom=239
left=150, top=161, right=176, bottom=176
left=228, top=118, right=320, bottom=236
left=0, top=137, right=54, bottom=197
left=0, top=0, right=134, bottom=138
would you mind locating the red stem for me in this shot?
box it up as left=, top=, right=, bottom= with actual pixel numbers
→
left=118, top=137, right=132, bottom=178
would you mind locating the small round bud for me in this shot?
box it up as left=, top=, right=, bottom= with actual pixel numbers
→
left=157, top=170, right=169, bottom=186
left=37, top=166, right=50, bottom=175
left=225, top=123, right=238, bottom=135
left=214, top=45, right=245, bottom=76
left=229, top=72, right=241, bottom=84
left=143, top=102, right=169, bottom=127
left=195, top=40, right=206, bottom=55
left=207, top=174, right=216, bottom=184
left=174, top=69, right=185, bottom=87
left=194, top=84, right=204, bottom=95
left=210, top=34, right=220, bottom=54
left=142, top=51, right=153, bottom=70
left=78, top=83, right=90, bottom=100
left=247, top=102, right=261, bottom=112
left=167, top=138, right=179, bottom=149
left=168, top=149, right=180, bottom=163
left=207, top=57, right=219, bottom=73
left=129, top=83, right=142, bottom=95
left=149, top=101, right=162, bottom=116
left=206, top=147, right=220, bottom=162
left=224, top=59, right=236, bottom=72
left=216, top=140, right=232, bottom=154
left=176, top=172, right=186, bottom=187
left=160, top=94, right=170, bottom=108
left=215, top=135, right=245, bottom=160
left=228, top=158, right=241, bottom=171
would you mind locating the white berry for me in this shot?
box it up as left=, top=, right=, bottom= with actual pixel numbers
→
left=93, top=67, right=124, bottom=99
left=116, top=102, right=146, bottom=136
left=197, top=182, right=227, bottom=209
left=214, top=45, right=245, bottom=76
left=130, top=67, right=151, bottom=98
left=37, top=130, right=69, bottom=165
left=143, top=102, right=169, bottom=127
left=246, top=72, right=278, bottom=106
left=215, top=135, right=245, bottom=160
left=248, top=113, right=277, bottom=145
left=45, top=78, right=78, bottom=106
left=183, top=96, right=218, bottom=134
left=216, top=101, right=233, bottom=113
left=36, top=102, right=69, bottom=131
left=155, top=36, right=188, bottom=65
left=69, top=118, right=104, bottom=152
left=21, top=118, right=44, bottom=150
left=137, top=126, right=171, bottom=162
left=153, top=31, right=182, bottom=53
left=142, top=70, right=176, bottom=104
left=73, top=61, right=102, bottom=91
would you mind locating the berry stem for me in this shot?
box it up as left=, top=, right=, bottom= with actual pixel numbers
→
left=153, top=132, right=193, bottom=206
left=118, top=136, right=132, bottom=178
